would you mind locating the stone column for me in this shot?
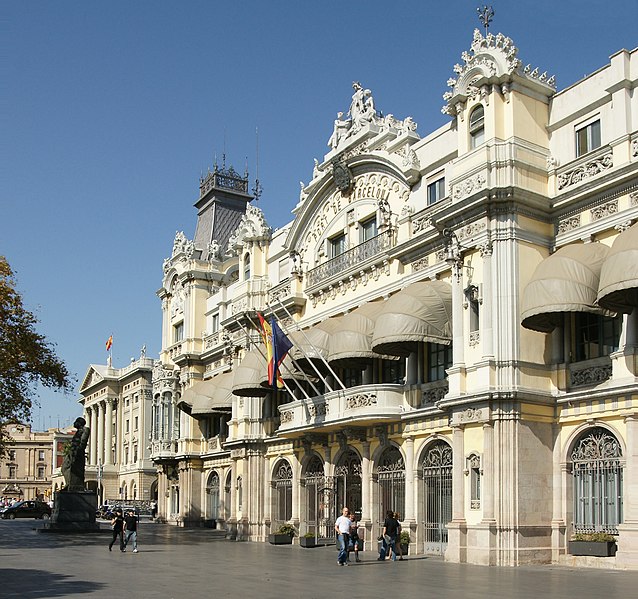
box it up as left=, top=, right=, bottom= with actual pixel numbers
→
left=105, top=399, right=114, bottom=465
left=446, top=424, right=467, bottom=562
left=361, top=441, right=371, bottom=524
left=616, top=413, right=638, bottom=567
left=551, top=423, right=566, bottom=560
left=291, top=452, right=300, bottom=522
left=96, top=401, right=105, bottom=467
left=403, top=437, right=415, bottom=522
left=481, top=423, right=495, bottom=521
left=88, top=407, right=97, bottom=465
left=480, top=243, right=494, bottom=358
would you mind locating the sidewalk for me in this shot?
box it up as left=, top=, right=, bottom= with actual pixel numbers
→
left=1, top=519, right=635, bottom=599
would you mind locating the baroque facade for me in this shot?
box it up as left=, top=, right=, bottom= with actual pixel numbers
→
left=150, top=29, right=638, bottom=567
left=0, top=423, right=68, bottom=502
left=77, top=353, right=157, bottom=507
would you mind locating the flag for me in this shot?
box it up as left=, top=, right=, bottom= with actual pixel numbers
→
left=257, top=313, right=293, bottom=388
left=105, top=335, right=113, bottom=351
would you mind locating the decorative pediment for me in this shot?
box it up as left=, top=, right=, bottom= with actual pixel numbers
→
left=442, top=29, right=555, bottom=115
left=327, top=82, right=418, bottom=153
left=226, top=204, right=271, bottom=255
left=79, top=365, right=110, bottom=392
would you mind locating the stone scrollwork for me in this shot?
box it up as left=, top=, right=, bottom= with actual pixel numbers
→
left=345, top=392, right=377, bottom=409
left=590, top=200, right=618, bottom=221
left=412, top=216, right=432, bottom=235
left=453, top=173, right=486, bottom=200
left=558, top=215, right=581, bottom=235
left=411, top=256, right=429, bottom=272
left=570, top=364, right=612, bottom=387
left=632, top=137, right=638, bottom=157
left=557, top=152, right=613, bottom=190
left=421, top=383, right=448, bottom=406
left=308, top=402, right=328, bottom=418
left=630, top=191, right=638, bottom=207
left=280, top=410, right=294, bottom=423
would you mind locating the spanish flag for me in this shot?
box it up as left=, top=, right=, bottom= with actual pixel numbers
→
left=105, top=335, right=113, bottom=352
left=257, top=313, right=293, bottom=388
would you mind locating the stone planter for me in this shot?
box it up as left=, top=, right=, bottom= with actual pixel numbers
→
left=568, top=540, right=617, bottom=557
left=400, top=543, right=408, bottom=556
left=300, top=536, right=317, bottom=548
left=269, top=533, right=293, bottom=545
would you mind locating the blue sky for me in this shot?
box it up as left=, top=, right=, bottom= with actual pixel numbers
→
left=3, top=1, right=637, bottom=430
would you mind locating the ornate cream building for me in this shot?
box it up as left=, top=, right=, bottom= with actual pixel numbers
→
left=78, top=354, right=157, bottom=506
left=1, top=423, right=65, bottom=502
left=150, top=28, right=638, bottom=568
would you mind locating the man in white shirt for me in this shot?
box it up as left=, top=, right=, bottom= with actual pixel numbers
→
left=334, top=507, right=351, bottom=566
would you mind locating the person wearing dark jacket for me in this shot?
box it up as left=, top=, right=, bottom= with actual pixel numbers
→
left=109, top=508, right=126, bottom=552
left=124, top=509, right=139, bottom=553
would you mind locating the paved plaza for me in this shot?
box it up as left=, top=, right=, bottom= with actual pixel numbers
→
left=1, top=519, right=635, bottom=599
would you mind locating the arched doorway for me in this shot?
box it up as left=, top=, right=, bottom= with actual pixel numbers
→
left=272, top=460, right=293, bottom=529
left=376, top=446, right=405, bottom=524
left=421, top=440, right=452, bottom=555
left=206, top=471, right=221, bottom=527
left=304, top=455, right=331, bottom=539
left=570, top=427, right=623, bottom=534
left=224, top=471, right=232, bottom=521
left=335, top=448, right=362, bottom=518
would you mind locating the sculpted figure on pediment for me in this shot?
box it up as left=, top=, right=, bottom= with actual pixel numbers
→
left=328, top=112, right=350, bottom=150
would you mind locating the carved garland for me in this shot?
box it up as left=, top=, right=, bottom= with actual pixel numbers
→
left=345, top=393, right=377, bottom=409
left=557, top=153, right=613, bottom=190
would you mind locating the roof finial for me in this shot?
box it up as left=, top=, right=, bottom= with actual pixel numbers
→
left=477, top=5, right=494, bottom=36
left=252, top=126, right=263, bottom=200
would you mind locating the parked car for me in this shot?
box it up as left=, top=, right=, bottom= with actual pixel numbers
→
left=1, top=500, right=52, bottom=520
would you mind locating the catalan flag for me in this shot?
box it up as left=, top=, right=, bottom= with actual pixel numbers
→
left=257, top=312, right=293, bottom=388
left=105, top=335, right=113, bottom=352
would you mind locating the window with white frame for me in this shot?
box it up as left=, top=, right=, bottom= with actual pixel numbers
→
left=243, top=252, right=251, bottom=280
left=427, top=177, right=446, bottom=205
left=174, top=321, right=184, bottom=343
left=211, top=313, right=220, bottom=333
left=469, top=105, right=485, bottom=148
left=329, top=232, right=346, bottom=258
left=575, top=119, right=601, bottom=157
left=38, top=450, right=45, bottom=461
left=360, top=216, right=377, bottom=242
left=468, top=454, right=481, bottom=509
left=37, top=466, right=46, bottom=479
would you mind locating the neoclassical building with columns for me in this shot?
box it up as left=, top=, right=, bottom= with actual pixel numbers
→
left=149, top=28, right=638, bottom=568
left=78, top=354, right=157, bottom=506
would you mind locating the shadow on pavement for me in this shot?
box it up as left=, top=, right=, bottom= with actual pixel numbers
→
left=0, top=569, right=106, bottom=597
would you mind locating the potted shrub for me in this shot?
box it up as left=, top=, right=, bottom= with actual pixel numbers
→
left=300, top=532, right=317, bottom=548
left=269, top=523, right=296, bottom=545
left=399, top=530, right=410, bottom=556
left=568, top=532, right=617, bottom=557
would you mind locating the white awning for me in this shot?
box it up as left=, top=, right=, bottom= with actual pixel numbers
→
left=181, top=373, right=234, bottom=417
left=597, top=222, right=638, bottom=313
left=371, top=280, right=453, bottom=357
left=521, top=243, right=610, bottom=333
left=232, top=348, right=269, bottom=397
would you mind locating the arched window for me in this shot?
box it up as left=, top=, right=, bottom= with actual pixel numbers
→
left=469, top=105, right=485, bottom=149
left=273, top=460, right=293, bottom=524
left=422, top=440, right=453, bottom=555
left=571, top=427, right=623, bottom=534
left=243, top=252, right=251, bottom=281
left=206, top=471, right=221, bottom=521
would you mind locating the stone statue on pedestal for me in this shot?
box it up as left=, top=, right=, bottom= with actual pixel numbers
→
left=61, top=417, right=90, bottom=492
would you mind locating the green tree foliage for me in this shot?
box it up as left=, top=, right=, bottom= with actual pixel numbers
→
left=0, top=256, right=74, bottom=454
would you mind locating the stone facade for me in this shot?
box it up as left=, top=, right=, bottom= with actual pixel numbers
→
left=78, top=355, right=157, bottom=506
left=0, top=423, right=68, bottom=502
left=150, top=30, right=638, bottom=568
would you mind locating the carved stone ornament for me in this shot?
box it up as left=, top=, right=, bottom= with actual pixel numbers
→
left=557, top=152, right=613, bottom=190
left=591, top=200, right=618, bottom=221
left=570, top=364, right=612, bottom=387
left=227, top=204, right=271, bottom=254
left=345, top=392, right=377, bottom=409
left=442, top=29, right=555, bottom=116
left=631, top=191, right=638, bottom=207
left=558, top=215, right=581, bottom=235
left=332, top=159, right=353, bottom=194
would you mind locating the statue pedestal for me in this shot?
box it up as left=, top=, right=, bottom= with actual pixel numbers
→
left=41, top=491, right=102, bottom=533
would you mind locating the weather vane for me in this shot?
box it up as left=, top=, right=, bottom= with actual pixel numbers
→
left=477, top=5, right=495, bottom=35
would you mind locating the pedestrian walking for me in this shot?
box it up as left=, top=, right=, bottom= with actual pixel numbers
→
left=348, top=513, right=361, bottom=563
left=334, top=507, right=351, bottom=566
left=394, top=512, right=404, bottom=561
left=377, top=510, right=399, bottom=561
left=109, top=508, right=126, bottom=552
left=123, top=509, right=139, bottom=553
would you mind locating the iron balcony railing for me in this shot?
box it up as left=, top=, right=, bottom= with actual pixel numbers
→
left=306, top=230, right=392, bottom=288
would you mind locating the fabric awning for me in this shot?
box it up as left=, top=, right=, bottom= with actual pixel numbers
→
left=180, top=373, right=234, bottom=417
left=371, top=280, right=453, bottom=357
left=328, top=301, right=395, bottom=367
left=288, top=319, right=341, bottom=374
left=521, top=243, right=610, bottom=333
left=232, top=348, right=269, bottom=397
left=597, top=223, right=638, bottom=313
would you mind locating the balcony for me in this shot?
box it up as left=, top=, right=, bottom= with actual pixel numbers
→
left=277, top=383, right=405, bottom=436
left=305, top=230, right=393, bottom=293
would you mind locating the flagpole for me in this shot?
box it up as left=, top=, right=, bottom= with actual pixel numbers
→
left=268, top=299, right=347, bottom=391
left=236, top=314, right=312, bottom=402
left=241, top=312, right=321, bottom=399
